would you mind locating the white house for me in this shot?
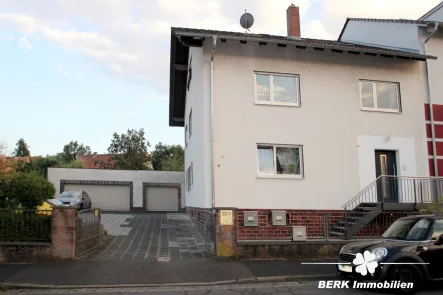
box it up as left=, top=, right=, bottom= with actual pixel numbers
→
left=338, top=2, right=443, bottom=177
left=168, top=5, right=438, bottom=255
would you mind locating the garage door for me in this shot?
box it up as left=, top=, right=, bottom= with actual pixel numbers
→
left=145, top=187, right=178, bottom=212
left=63, top=184, right=130, bottom=211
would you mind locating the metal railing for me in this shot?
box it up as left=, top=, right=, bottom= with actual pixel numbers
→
left=343, top=176, right=443, bottom=212
left=76, top=208, right=101, bottom=256
left=0, top=209, right=52, bottom=243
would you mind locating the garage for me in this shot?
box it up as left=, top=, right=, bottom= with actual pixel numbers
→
left=145, top=186, right=179, bottom=212
left=63, top=184, right=131, bottom=211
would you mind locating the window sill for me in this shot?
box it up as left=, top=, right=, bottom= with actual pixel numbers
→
left=255, top=101, right=301, bottom=107
left=361, top=108, right=401, bottom=114
left=257, top=175, right=304, bottom=180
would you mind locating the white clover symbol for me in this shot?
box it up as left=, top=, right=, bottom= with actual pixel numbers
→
left=353, top=250, right=378, bottom=276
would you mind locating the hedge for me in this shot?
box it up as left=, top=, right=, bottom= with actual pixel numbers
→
left=0, top=211, right=51, bottom=242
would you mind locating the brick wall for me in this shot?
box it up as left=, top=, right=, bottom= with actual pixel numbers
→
left=186, top=207, right=215, bottom=253
left=237, top=210, right=412, bottom=240
left=51, top=207, right=77, bottom=260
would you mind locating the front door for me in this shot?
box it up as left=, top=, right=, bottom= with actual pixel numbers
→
left=375, top=150, right=398, bottom=202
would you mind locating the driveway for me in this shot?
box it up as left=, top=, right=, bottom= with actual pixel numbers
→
left=84, top=213, right=210, bottom=261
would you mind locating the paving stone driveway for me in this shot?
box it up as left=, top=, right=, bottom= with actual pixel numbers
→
left=84, top=213, right=210, bottom=261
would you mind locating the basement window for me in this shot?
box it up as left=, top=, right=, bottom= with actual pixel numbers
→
left=256, top=144, right=303, bottom=178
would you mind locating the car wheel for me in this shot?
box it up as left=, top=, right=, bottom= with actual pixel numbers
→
left=79, top=204, right=84, bottom=211
left=388, top=264, right=421, bottom=294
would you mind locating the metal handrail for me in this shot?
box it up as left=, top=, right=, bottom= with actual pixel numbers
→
left=343, top=175, right=443, bottom=210
left=342, top=175, right=383, bottom=209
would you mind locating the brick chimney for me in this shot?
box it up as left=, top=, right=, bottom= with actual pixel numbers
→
left=286, top=4, right=301, bottom=37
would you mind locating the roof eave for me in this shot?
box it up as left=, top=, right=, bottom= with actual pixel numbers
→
left=173, top=30, right=436, bottom=60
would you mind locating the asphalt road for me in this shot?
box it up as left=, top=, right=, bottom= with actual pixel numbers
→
left=3, top=281, right=443, bottom=295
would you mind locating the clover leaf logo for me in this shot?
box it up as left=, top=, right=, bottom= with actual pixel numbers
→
left=353, top=250, right=378, bottom=276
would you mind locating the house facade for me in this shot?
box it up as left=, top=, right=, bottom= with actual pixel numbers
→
left=338, top=2, right=443, bottom=177
left=169, top=5, right=438, bottom=256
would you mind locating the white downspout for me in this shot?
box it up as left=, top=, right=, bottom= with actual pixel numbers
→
left=424, top=22, right=439, bottom=177
left=210, top=35, right=217, bottom=209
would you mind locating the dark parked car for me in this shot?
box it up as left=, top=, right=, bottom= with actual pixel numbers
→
left=337, top=214, right=443, bottom=293
left=56, top=190, right=92, bottom=210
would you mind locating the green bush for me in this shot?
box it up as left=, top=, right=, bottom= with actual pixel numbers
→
left=2, top=172, right=55, bottom=209
left=0, top=211, right=51, bottom=242
left=418, top=196, right=443, bottom=214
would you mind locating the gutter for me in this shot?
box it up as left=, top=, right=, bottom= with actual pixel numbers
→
left=423, top=22, right=439, bottom=177
left=210, top=35, right=217, bottom=209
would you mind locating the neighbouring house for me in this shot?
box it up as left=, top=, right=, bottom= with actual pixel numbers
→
left=338, top=2, right=443, bottom=177
left=168, top=4, right=440, bottom=257
left=78, top=154, right=118, bottom=169
left=77, top=153, right=154, bottom=170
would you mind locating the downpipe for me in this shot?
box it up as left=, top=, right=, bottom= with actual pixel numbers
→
left=423, top=22, right=439, bottom=198
left=210, top=35, right=217, bottom=254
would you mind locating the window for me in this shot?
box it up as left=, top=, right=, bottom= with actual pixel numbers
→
left=189, top=109, right=192, bottom=137
left=187, top=56, right=192, bottom=91
left=255, top=72, right=300, bottom=105
left=185, top=125, right=188, bottom=147
left=360, top=80, right=401, bottom=112
left=186, top=163, right=193, bottom=191
left=430, top=219, right=443, bottom=240
left=257, top=144, right=303, bottom=178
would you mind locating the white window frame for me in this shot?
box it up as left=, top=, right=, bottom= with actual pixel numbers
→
left=256, top=144, right=304, bottom=179
left=254, top=72, right=301, bottom=107
left=359, top=80, right=401, bottom=113
left=189, top=109, right=192, bottom=137
left=185, top=124, right=188, bottom=147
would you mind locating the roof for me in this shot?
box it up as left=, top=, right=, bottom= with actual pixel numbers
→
left=338, top=18, right=431, bottom=41
left=419, top=2, right=443, bottom=21
left=169, top=27, right=437, bottom=127
left=78, top=154, right=117, bottom=169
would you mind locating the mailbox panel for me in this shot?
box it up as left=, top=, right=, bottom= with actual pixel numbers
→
left=243, top=211, right=258, bottom=226
left=272, top=210, right=286, bottom=225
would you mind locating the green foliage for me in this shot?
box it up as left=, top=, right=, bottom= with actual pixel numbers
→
left=32, top=155, right=61, bottom=179
left=417, top=197, right=443, bottom=214
left=162, top=153, right=184, bottom=171
left=2, top=172, right=55, bottom=209
left=151, top=142, right=184, bottom=171
left=57, top=159, right=84, bottom=168
left=0, top=211, right=51, bottom=242
left=13, top=138, right=30, bottom=157
left=107, top=128, right=151, bottom=170
left=60, top=141, right=91, bottom=164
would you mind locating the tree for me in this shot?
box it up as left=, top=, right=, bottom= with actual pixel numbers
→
left=106, top=128, right=151, bottom=170
left=32, top=155, right=61, bottom=179
left=13, top=138, right=30, bottom=157
left=151, top=142, right=184, bottom=171
left=60, top=141, right=91, bottom=164
left=1, top=172, right=55, bottom=209
left=58, top=159, right=84, bottom=168
left=0, top=139, right=7, bottom=155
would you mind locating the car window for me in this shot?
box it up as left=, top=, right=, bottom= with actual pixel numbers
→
left=405, top=219, right=431, bottom=240
left=382, top=218, right=431, bottom=241
left=430, top=219, right=443, bottom=240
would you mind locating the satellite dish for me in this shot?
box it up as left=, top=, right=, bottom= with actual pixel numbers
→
left=240, top=11, right=254, bottom=32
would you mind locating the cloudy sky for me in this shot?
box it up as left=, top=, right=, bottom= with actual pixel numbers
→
left=0, top=0, right=441, bottom=156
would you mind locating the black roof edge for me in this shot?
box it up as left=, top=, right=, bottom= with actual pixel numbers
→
left=337, top=18, right=350, bottom=41
left=168, top=32, right=176, bottom=127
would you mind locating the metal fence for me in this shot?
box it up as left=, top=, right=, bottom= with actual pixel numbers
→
left=0, top=209, right=52, bottom=243
left=76, top=208, right=102, bottom=256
